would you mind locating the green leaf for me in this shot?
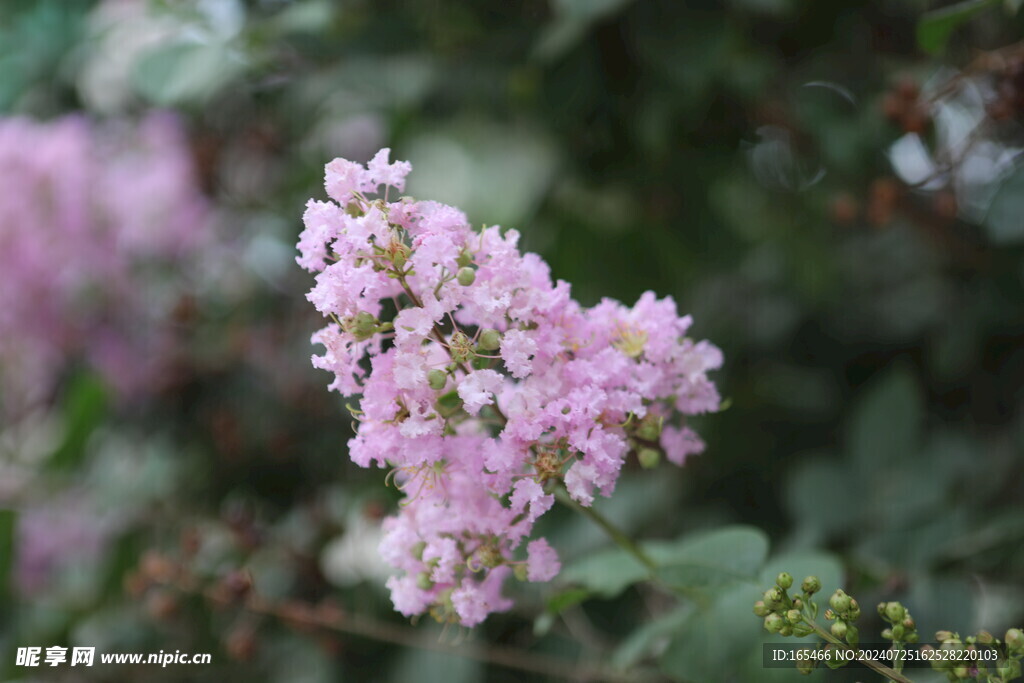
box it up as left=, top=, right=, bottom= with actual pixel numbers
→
left=558, top=546, right=648, bottom=599
left=0, top=509, right=15, bottom=606
left=49, top=372, right=108, bottom=470
left=916, top=0, right=997, bottom=55
left=758, top=550, right=843, bottom=596
left=133, top=41, right=245, bottom=106
left=984, top=165, right=1024, bottom=245
left=847, top=366, right=922, bottom=474
left=612, top=605, right=692, bottom=670
left=659, top=582, right=765, bottom=682
left=653, top=526, right=770, bottom=593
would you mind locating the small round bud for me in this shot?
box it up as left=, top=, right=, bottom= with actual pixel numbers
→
left=1006, top=628, right=1024, bottom=652
left=903, top=617, right=916, bottom=630
left=391, top=243, right=411, bottom=269
left=829, top=590, right=851, bottom=614
left=881, top=628, right=894, bottom=640
left=891, top=624, right=905, bottom=641
left=906, top=631, right=919, bottom=643
left=792, top=598, right=803, bottom=610
left=845, top=624, right=859, bottom=645
left=411, top=541, right=427, bottom=559
left=884, top=602, right=905, bottom=623
left=478, top=328, right=501, bottom=351
left=427, top=369, right=448, bottom=391
left=779, top=625, right=794, bottom=637
left=457, top=267, right=476, bottom=286
left=801, top=576, right=821, bottom=595
left=831, top=621, right=848, bottom=639
left=637, top=447, right=660, bottom=469
left=513, top=564, right=529, bottom=582
left=456, top=248, right=474, bottom=268
left=936, top=631, right=955, bottom=643
left=877, top=602, right=887, bottom=617
left=976, top=630, right=993, bottom=645
left=635, top=414, right=663, bottom=442
left=953, top=665, right=970, bottom=679
left=786, top=609, right=802, bottom=624
left=764, top=587, right=783, bottom=608
left=764, top=613, right=784, bottom=633
left=753, top=600, right=770, bottom=617
left=777, top=572, right=794, bottom=590
left=416, top=571, right=434, bottom=590
left=847, top=598, right=860, bottom=620
left=350, top=311, right=379, bottom=341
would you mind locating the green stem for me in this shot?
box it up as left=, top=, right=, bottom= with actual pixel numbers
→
left=554, top=486, right=657, bottom=571
left=803, top=618, right=913, bottom=683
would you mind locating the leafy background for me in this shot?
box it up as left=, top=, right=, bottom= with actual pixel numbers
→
left=1, top=0, right=1024, bottom=681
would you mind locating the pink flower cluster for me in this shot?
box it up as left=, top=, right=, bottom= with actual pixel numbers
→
left=0, top=112, right=209, bottom=416
left=298, top=150, right=722, bottom=626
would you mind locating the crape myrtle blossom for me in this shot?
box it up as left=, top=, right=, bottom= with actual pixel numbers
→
left=298, top=149, right=722, bottom=626
left=0, top=112, right=209, bottom=417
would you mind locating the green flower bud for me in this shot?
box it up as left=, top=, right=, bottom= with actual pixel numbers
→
left=637, top=447, right=660, bottom=469
left=765, top=587, right=783, bottom=605
left=829, top=590, right=851, bottom=614
left=777, top=572, right=794, bottom=590
left=513, top=564, right=529, bottom=582
left=1006, top=628, right=1024, bottom=652
left=792, top=598, right=803, bottom=610
left=456, top=248, right=474, bottom=268
left=478, top=328, right=501, bottom=351
left=786, top=609, right=802, bottom=624
left=350, top=311, right=379, bottom=341
left=411, top=541, right=427, bottom=560
left=881, top=628, right=893, bottom=640
left=976, top=630, right=993, bottom=645
left=779, top=625, right=794, bottom=637
left=953, top=665, right=970, bottom=679
left=753, top=600, right=770, bottom=617
left=831, top=621, right=847, bottom=639
left=884, top=602, right=906, bottom=623
left=801, top=576, right=821, bottom=595
left=997, top=658, right=1022, bottom=679
left=903, top=617, right=916, bottom=630
left=877, top=602, right=887, bottom=618
left=391, top=242, right=411, bottom=269
left=793, top=623, right=815, bottom=638
left=764, top=613, right=784, bottom=634
left=427, top=369, right=448, bottom=391
left=416, top=571, right=434, bottom=590
left=457, top=267, right=476, bottom=286
left=475, top=545, right=504, bottom=569
left=635, top=414, right=663, bottom=442
left=936, top=631, right=956, bottom=643
left=847, top=598, right=860, bottom=620
left=905, top=631, right=919, bottom=643
left=796, top=651, right=816, bottom=675
left=891, top=624, right=905, bottom=641
left=845, top=624, right=859, bottom=645
left=449, top=331, right=474, bottom=363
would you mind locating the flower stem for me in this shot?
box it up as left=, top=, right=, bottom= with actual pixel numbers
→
left=554, top=486, right=657, bottom=571
left=802, top=617, right=913, bottom=683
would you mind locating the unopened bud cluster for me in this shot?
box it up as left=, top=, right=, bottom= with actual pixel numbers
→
left=921, top=628, right=1024, bottom=681
left=298, top=150, right=722, bottom=626
left=755, top=574, right=1024, bottom=681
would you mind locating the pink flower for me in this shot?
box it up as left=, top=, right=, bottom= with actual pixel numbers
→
left=299, top=149, right=722, bottom=626
left=526, top=539, right=561, bottom=582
